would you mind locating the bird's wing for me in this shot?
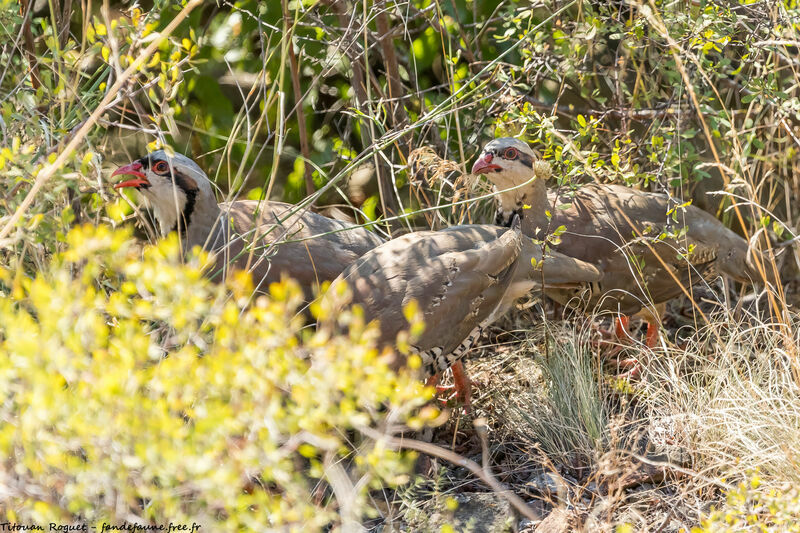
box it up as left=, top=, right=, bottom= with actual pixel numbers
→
left=218, top=200, right=383, bottom=294
left=547, top=184, right=723, bottom=313
left=334, top=226, right=522, bottom=370
left=682, top=203, right=781, bottom=286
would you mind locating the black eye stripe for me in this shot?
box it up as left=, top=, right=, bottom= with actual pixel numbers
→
left=517, top=152, right=534, bottom=168
left=485, top=144, right=535, bottom=168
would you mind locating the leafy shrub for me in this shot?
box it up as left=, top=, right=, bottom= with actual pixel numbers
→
left=694, top=474, right=800, bottom=532
left=0, top=224, right=433, bottom=530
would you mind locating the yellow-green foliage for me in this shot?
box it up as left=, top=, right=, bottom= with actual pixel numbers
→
left=694, top=474, right=800, bottom=532
left=0, top=224, right=432, bottom=530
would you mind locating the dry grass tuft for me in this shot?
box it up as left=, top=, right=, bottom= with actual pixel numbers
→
left=639, top=310, right=800, bottom=485
left=419, top=297, right=800, bottom=530
left=503, top=323, right=611, bottom=472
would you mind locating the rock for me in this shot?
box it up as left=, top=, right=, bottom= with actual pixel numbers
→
left=533, top=508, right=586, bottom=533
left=646, top=440, right=692, bottom=468
left=404, top=491, right=517, bottom=533
left=524, top=471, right=568, bottom=502
left=648, top=420, right=692, bottom=467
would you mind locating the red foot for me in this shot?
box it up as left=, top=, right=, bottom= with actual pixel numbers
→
left=425, top=373, right=449, bottom=401
left=451, top=360, right=472, bottom=407
left=616, top=361, right=642, bottom=380
left=425, top=361, right=472, bottom=411
left=598, top=315, right=646, bottom=380
left=645, top=321, right=659, bottom=348
left=615, top=315, right=631, bottom=341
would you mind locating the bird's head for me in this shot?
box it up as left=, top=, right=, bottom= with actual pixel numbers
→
left=113, top=150, right=214, bottom=236
left=472, top=138, right=553, bottom=228
left=471, top=137, right=541, bottom=189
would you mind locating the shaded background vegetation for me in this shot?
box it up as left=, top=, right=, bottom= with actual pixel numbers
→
left=4, top=0, right=800, bottom=260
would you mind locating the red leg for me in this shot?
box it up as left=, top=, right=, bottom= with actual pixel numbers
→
left=425, top=363, right=472, bottom=407
left=450, top=360, right=472, bottom=407
left=615, top=315, right=631, bottom=341
left=426, top=372, right=454, bottom=398
left=645, top=320, right=659, bottom=347
left=616, top=319, right=660, bottom=379
left=425, top=373, right=440, bottom=389
left=603, top=315, right=643, bottom=379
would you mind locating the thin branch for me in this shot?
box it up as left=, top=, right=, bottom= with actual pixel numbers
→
left=375, top=0, right=410, bottom=153
left=19, top=0, right=41, bottom=90
left=358, top=425, right=541, bottom=522
left=282, top=0, right=316, bottom=198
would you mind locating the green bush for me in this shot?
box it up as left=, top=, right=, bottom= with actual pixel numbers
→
left=0, top=224, right=434, bottom=530
left=694, top=474, right=800, bottom=532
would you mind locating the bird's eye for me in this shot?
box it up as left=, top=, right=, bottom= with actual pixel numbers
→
left=153, top=161, right=169, bottom=174
left=504, top=148, right=518, bottom=159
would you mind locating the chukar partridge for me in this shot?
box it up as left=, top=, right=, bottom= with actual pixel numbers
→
left=327, top=222, right=602, bottom=405
left=112, top=150, right=384, bottom=296
left=473, top=137, right=778, bottom=349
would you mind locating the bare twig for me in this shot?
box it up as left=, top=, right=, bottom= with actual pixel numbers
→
left=282, top=0, right=316, bottom=198
left=375, top=0, right=410, bottom=153
left=19, top=0, right=41, bottom=90
left=323, top=0, right=401, bottom=229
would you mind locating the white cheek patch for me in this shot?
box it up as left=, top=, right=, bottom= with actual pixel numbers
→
left=499, top=165, right=534, bottom=187
left=142, top=178, right=187, bottom=236
left=490, top=171, right=520, bottom=192
left=492, top=165, right=535, bottom=211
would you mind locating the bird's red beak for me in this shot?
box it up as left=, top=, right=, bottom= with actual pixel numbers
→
left=112, top=161, right=149, bottom=189
left=471, top=153, right=502, bottom=175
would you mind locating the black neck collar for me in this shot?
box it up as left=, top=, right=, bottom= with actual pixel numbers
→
left=171, top=173, right=198, bottom=237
